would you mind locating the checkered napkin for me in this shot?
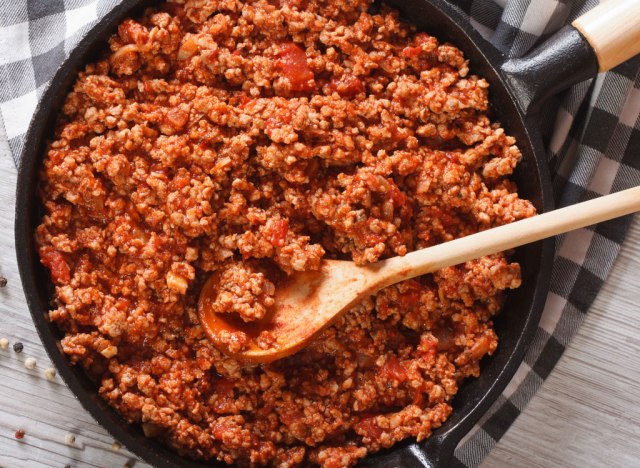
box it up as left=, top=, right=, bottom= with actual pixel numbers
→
left=0, top=1, right=638, bottom=466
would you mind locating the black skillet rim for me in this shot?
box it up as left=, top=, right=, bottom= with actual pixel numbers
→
left=14, top=0, right=555, bottom=466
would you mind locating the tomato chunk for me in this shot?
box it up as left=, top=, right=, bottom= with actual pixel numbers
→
left=378, top=355, right=407, bottom=383
left=211, top=378, right=236, bottom=414
left=402, top=46, right=422, bottom=58
left=277, top=43, right=315, bottom=92
left=356, top=415, right=383, bottom=440
left=268, top=218, right=289, bottom=247
left=39, top=248, right=71, bottom=284
left=330, top=73, right=364, bottom=97
left=402, top=32, right=436, bottom=58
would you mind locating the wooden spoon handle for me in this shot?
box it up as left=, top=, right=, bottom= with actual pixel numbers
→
left=381, top=186, right=640, bottom=284
left=572, top=0, right=640, bottom=72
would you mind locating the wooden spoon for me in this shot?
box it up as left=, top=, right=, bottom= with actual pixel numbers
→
left=199, top=186, right=640, bottom=363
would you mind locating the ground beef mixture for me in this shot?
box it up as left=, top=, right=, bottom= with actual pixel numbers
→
left=36, top=0, right=536, bottom=465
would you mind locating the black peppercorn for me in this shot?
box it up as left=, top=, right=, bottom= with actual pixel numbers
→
left=13, top=342, right=23, bottom=353
left=0, top=276, right=6, bottom=287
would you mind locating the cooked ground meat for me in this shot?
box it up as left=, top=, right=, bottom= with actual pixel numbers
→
left=210, top=262, right=276, bottom=322
left=35, top=0, right=536, bottom=466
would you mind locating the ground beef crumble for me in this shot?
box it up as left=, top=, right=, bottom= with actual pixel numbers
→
left=36, top=0, right=536, bottom=466
left=210, top=262, right=276, bottom=322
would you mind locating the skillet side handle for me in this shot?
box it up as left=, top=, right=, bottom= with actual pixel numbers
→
left=501, top=0, right=640, bottom=116
left=500, top=27, right=597, bottom=116
left=573, top=0, right=640, bottom=73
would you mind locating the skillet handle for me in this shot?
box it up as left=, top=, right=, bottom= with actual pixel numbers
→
left=501, top=0, right=640, bottom=116
left=572, top=0, right=640, bottom=72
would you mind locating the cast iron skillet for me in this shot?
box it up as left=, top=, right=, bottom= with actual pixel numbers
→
left=15, top=0, right=606, bottom=466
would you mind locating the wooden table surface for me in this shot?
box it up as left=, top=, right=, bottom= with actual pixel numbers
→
left=1, top=120, right=639, bottom=467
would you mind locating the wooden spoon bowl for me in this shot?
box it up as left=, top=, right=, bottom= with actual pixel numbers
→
left=199, top=259, right=403, bottom=362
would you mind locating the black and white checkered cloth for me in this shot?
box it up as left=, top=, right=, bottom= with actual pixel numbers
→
left=0, top=1, right=638, bottom=466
